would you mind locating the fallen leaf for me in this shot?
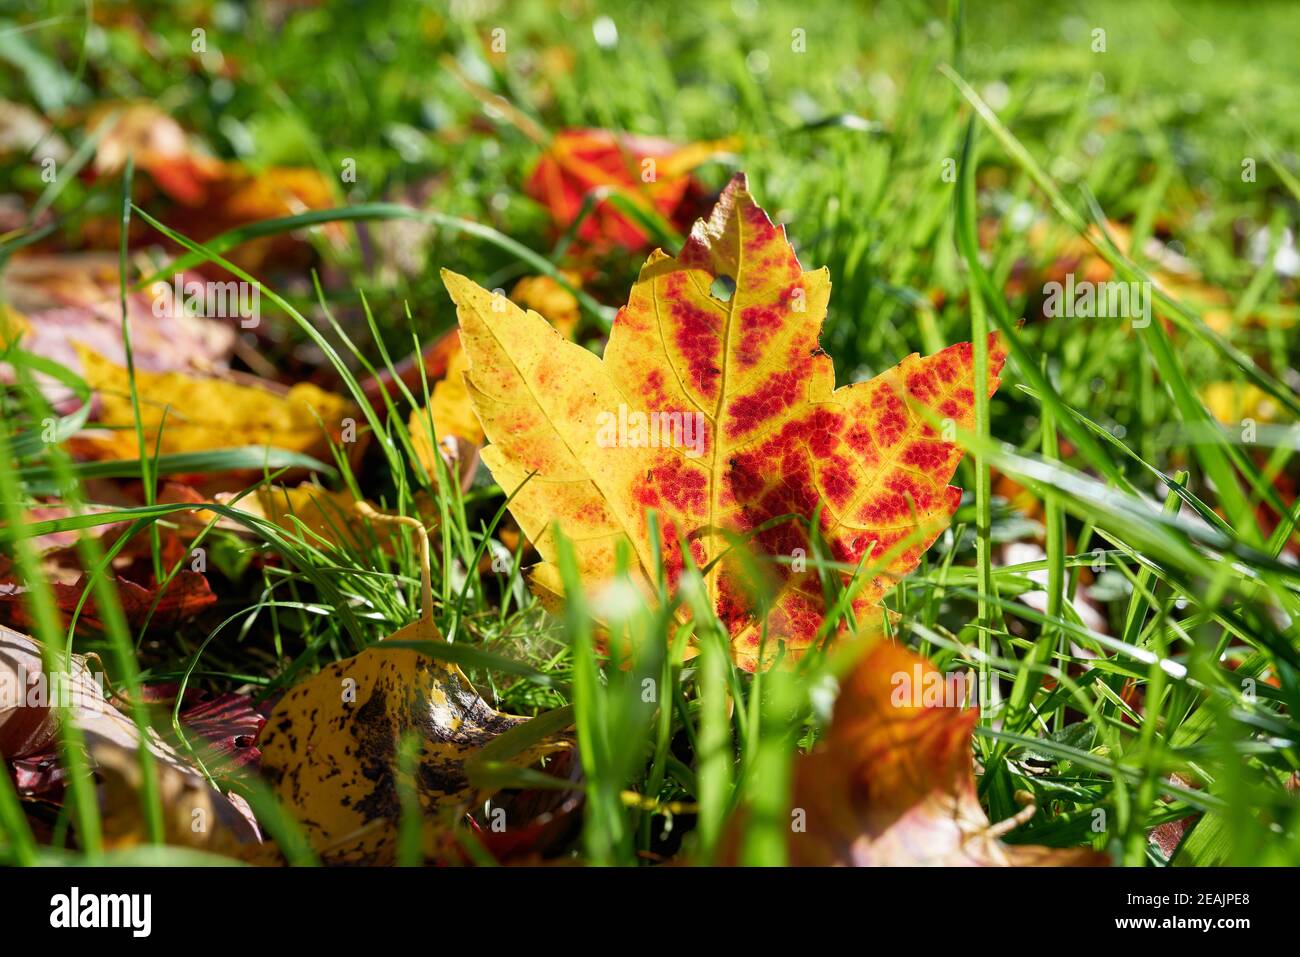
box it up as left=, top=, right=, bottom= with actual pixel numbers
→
left=209, top=483, right=401, bottom=553
left=84, top=104, right=340, bottom=272
left=10, top=748, right=65, bottom=798
left=0, top=570, right=215, bottom=634
left=1016, top=218, right=1246, bottom=334
left=89, top=102, right=225, bottom=206
left=778, top=639, right=1108, bottom=866
left=453, top=749, right=583, bottom=865
left=169, top=165, right=342, bottom=273
left=359, top=326, right=462, bottom=415
left=0, top=625, right=261, bottom=853
left=526, top=128, right=733, bottom=251
left=443, top=173, right=1005, bottom=669
left=107, top=683, right=266, bottom=775
left=175, top=692, right=266, bottom=772
left=1201, top=381, right=1279, bottom=426
left=92, top=739, right=263, bottom=855
left=257, top=510, right=571, bottom=864
left=511, top=273, right=582, bottom=340
left=75, top=345, right=353, bottom=459
left=408, top=339, right=484, bottom=449
left=0, top=254, right=237, bottom=407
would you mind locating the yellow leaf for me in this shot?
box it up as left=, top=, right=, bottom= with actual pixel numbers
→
left=408, top=339, right=484, bottom=453
left=77, top=345, right=352, bottom=457
left=257, top=506, right=571, bottom=864
left=210, top=483, right=405, bottom=553
left=1201, top=381, right=1278, bottom=426
left=442, top=174, right=1005, bottom=670
left=510, top=273, right=582, bottom=340
left=409, top=277, right=587, bottom=472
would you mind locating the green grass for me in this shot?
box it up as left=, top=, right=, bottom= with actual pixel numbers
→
left=1, top=0, right=1298, bottom=865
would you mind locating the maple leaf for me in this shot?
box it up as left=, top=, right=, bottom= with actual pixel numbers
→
left=526, top=128, right=735, bottom=252
left=777, top=639, right=1108, bottom=866
left=442, top=173, right=1006, bottom=669
left=406, top=284, right=585, bottom=487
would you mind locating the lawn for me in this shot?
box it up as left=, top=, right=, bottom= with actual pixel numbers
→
left=0, top=0, right=1298, bottom=869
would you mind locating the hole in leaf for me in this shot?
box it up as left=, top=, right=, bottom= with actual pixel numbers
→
left=710, top=274, right=736, bottom=302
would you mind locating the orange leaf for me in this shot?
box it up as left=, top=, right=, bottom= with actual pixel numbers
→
left=784, top=640, right=1108, bottom=865
left=89, top=102, right=225, bottom=206
left=526, top=128, right=733, bottom=252
left=443, top=173, right=1006, bottom=669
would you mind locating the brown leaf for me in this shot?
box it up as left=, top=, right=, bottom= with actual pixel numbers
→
left=781, top=640, right=1108, bottom=866
left=0, top=626, right=262, bottom=854
left=0, top=570, right=215, bottom=634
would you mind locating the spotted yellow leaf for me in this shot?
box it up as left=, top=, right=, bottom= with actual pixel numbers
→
left=442, top=173, right=1005, bottom=670
left=257, top=508, right=570, bottom=864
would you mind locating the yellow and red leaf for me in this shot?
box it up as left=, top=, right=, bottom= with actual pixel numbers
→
left=444, top=173, right=1005, bottom=669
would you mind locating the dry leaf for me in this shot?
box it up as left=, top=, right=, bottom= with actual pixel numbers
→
left=0, top=570, right=215, bottom=634
left=170, top=165, right=341, bottom=273
left=782, top=640, right=1108, bottom=866
left=258, top=511, right=571, bottom=864
left=0, top=625, right=261, bottom=854
left=443, top=173, right=1005, bottom=669
left=89, top=102, right=224, bottom=206
left=0, top=254, right=237, bottom=407
left=174, top=691, right=265, bottom=772
left=85, top=103, right=339, bottom=271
